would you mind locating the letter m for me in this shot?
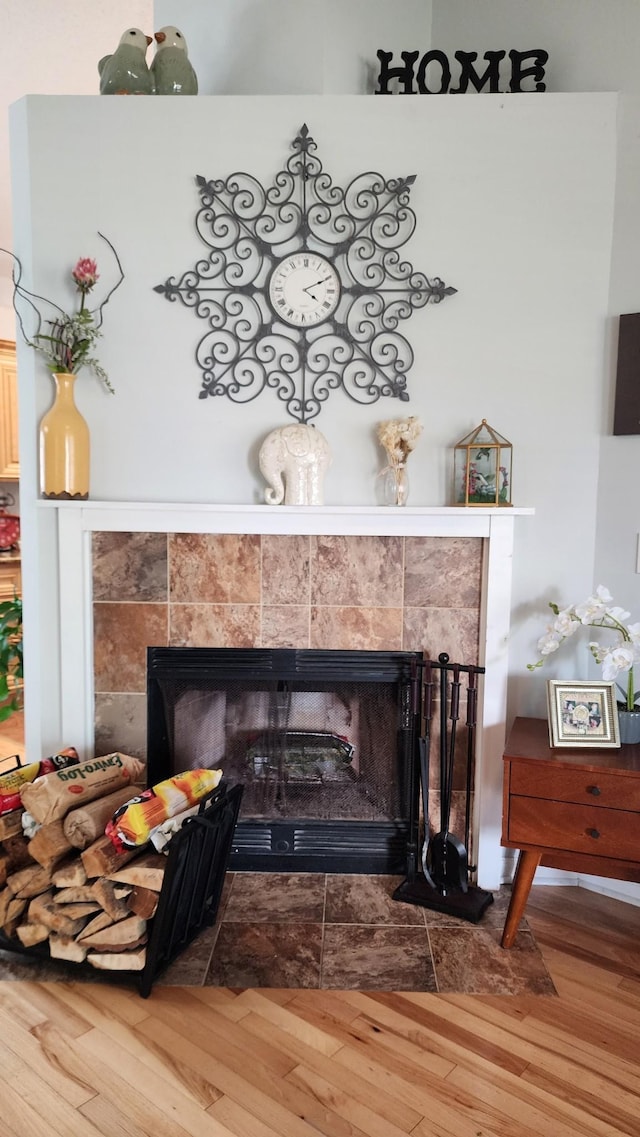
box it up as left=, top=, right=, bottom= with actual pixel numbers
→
left=451, top=51, right=506, bottom=94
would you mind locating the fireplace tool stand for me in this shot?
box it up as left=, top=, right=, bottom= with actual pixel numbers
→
left=393, top=653, right=493, bottom=923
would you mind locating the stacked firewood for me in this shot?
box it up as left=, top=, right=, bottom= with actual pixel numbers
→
left=0, top=754, right=167, bottom=972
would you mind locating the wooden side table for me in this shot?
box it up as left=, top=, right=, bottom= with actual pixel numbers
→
left=501, top=716, right=640, bottom=947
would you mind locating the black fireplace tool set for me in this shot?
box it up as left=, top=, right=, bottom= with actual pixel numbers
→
left=393, top=653, right=494, bottom=923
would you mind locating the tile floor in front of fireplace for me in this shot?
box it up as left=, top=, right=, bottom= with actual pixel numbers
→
left=161, top=872, right=556, bottom=996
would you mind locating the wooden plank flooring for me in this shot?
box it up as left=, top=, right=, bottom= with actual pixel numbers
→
left=2, top=722, right=640, bottom=1133
left=0, top=883, right=638, bottom=1136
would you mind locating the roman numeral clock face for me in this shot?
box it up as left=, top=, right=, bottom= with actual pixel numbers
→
left=268, top=253, right=341, bottom=327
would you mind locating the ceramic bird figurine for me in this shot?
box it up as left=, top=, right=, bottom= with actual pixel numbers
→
left=151, top=26, right=198, bottom=95
left=98, top=28, right=154, bottom=95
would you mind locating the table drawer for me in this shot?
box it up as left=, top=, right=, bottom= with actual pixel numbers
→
left=509, top=762, right=640, bottom=811
left=508, top=796, right=640, bottom=861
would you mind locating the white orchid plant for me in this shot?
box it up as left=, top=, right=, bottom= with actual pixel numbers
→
left=528, top=585, right=640, bottom=712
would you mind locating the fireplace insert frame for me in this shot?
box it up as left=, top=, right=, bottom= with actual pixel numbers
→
left=146, top=647, right=423, bottom=876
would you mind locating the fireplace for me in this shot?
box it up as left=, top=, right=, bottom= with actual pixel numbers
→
left=147, top=647, right=423, bottom=874
left=37, top=502, right=529, bottom=890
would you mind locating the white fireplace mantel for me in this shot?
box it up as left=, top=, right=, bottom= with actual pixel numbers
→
left=38, top=500, right=533, bottom=890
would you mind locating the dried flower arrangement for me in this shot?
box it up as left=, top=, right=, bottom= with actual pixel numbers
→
left=376, top=416, right=423, bottom=469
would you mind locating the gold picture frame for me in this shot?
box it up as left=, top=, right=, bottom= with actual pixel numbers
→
left=546, top=680, right=620, bottom=748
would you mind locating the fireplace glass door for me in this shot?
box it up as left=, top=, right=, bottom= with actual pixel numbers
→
left=147, top=648, right=422, bottom=873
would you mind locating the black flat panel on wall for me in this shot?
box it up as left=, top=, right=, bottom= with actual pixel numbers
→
left=614, top=312, right=640, bottom=435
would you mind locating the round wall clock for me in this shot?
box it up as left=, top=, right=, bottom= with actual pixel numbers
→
left=154, top=125, right=457, bottom=423
left=268, top=252, right=341, bottom=328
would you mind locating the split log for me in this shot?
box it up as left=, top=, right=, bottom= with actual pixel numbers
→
left=107, top=853, right=167, bottom=892
left=49, top=935, right=88, bottom=964
left=0, top=888, right=26, bottom=926
left=52, top=902, right=101, bottom=921
left=63, top=785, right=143, bottom=850
left=27, top=893, right=93, bottom=937
left=0, top=852, right=7, bottom=888
left=51, top=858, right=87, bottom=888
left=77, top=911, right=117, bottom=941
left=0, top=809, right=24, bottom=840
left=80, top=915, right=147, bottom=952
left=91, top=878, right=130, bottom=922
left=6, top=863, right=52, bottom=899
left=3, top=833, right=35, bottom=872
left=16, top=922, right=50, bottom=948
left=27, top=820, right=73, bottom=872
left=87, top=947, right=146, bottom=971
left=81, top=835, right=139, bottom=880
left=127, top=885, right=159, bottom=920
left=53, top=886, right=98, bottom=905
left=1, top=896, right=27, bottom=937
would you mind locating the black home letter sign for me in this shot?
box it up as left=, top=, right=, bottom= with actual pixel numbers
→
left=376, top=48, right=548, bottom=94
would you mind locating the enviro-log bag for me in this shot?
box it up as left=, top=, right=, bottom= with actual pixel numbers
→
left=20, top=753, right=145, bottom=826
left=0, top=748, right=79, bottom=815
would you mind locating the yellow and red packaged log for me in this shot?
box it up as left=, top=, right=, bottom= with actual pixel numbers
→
left=0, top=749, right=79, bottom=816
left=106, top=769, right=223, bottom=851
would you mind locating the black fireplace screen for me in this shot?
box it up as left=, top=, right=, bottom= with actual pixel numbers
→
left=146, top=648, right=422, bottom=873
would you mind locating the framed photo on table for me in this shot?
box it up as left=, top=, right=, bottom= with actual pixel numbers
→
left=546, top=680, right=620, bottom=748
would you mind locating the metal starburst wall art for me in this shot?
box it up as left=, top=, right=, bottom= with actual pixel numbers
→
left=154, top=124, right=457, bottom=424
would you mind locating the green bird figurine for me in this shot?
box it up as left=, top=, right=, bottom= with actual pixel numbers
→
left=98, top=28, right=154, bottom=95
left=151, top=26, right=198, bottom=96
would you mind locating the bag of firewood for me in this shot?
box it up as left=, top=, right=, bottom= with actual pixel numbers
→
left=20, top=753, right=145, bottom=825
left=0, top=748, right=79, bottom=815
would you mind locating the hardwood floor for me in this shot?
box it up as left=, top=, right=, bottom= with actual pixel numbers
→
left=2, top=718, right=640, bottom=1135
left=0, top=884, right=636, bottom=1136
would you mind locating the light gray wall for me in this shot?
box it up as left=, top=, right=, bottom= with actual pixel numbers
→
left=153, top=0, right=432, bottom=94
left=0, top=1, right=153, bottom=314
left=5, top=0, right=640, bottom=756
left=10, top=92, right=616, bottom=752
left=594, top=95, right=640, bottom=658
left=432, top=0, right=640, bottom=94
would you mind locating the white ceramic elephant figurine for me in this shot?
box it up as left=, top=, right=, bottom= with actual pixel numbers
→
left=259, top=424, right=332, bottom=505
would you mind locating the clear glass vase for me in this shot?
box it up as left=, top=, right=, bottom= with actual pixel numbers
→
left=381, top=463, right=410, bottom=507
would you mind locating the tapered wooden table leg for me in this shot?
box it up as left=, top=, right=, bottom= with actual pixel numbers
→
left=501, top=849, right=541, bottom=948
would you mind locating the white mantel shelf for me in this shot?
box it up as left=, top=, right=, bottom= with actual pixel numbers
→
left=40, top=499, right=534, bottom=891
left=44, top=499, right=534, bottom=537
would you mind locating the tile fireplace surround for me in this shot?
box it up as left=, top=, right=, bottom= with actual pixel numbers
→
left=37, top=503, right=532, bottom=891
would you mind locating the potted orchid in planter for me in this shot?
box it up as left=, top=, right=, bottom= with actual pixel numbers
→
left=528, top=585, right=640, bottom=744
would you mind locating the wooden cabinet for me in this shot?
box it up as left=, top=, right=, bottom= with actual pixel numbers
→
left=501, top=716, right=640, bottom=947
left=0, top=555, right=21, bottom=603
left=0, top=340, right=19, bottom=481
left=0, top=552, right=21, bottom=604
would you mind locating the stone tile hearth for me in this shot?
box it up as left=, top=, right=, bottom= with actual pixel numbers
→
left=166, top=874, right=557, bottom=996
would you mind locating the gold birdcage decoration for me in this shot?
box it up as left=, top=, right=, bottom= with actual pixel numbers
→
left=453, top=419, right=512, bottom=507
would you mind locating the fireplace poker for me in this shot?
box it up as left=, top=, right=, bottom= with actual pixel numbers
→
left=424, top=658, right=468, bottom=895
left=464, top=669, right=478, bottom=864
left=419, top=658, right=435, bottom=883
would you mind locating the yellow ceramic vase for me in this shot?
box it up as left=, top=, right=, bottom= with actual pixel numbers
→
left=39, top=373, right=90, bottom=499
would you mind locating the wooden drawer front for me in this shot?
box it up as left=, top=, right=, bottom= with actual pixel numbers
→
left=508, top=796, right=640, bottom=862
left=509, top=762, right=640, bottom=812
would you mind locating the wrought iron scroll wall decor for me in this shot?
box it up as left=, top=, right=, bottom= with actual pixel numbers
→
left=154, top=124, right=457, bottom=424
